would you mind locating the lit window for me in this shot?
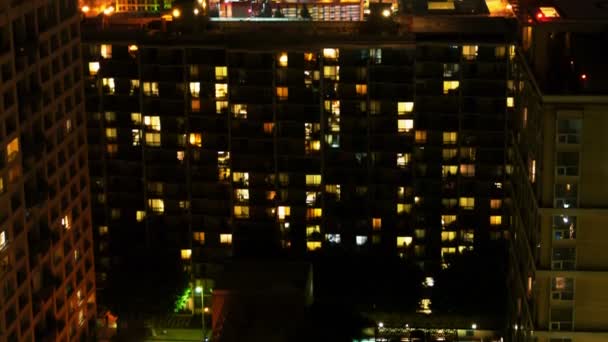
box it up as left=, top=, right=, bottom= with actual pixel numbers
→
left=443, top=63, right=459, bottom=78
left=304, top=52, right=316, bottom=62
left=460, top=164, right=475, bottom=177
left=180, top=249, right=192, bottom=260
left=106, top=144, right=118, bottom=155
left=306, top=174, right=322, bottom=186
left=102, top=78, right=115, bottom=94
left=397, top=236, right=413, bottom=247
left=6, top=138, right=19, bottom=162
left=179, top=201, right=190, bottom=209
left=306, top=192, right=318, bottom=206
left=415, top=130, right=427, bottom=143
left=441, top=231, right=456, bottom=242
left=233, top=172, right=249, bottom=186
left=235, top=189, right=249, bottom=202
left=462, top=45, right=478, bottom=60
left=355, top=236, right=368, bottom=246
left=490, top=199, right=502, bottom=209
left=490, top=215, right=502, bottom=226
left=398, top=119, right=414, bottom=133
left=325, top=184, right=341, bottom=200
left=145, top=133, right=161, bottom=146
left=88, top=62, right=100, bottom=76
left=442, top=198, right=457, bottom=208
left=443, top=132, right=457, bottom=144
left=105, top=112, right=116, bottom=122
left=144, top=116, right=161, bottom=131
left=232, top=104, right=247, bottom=119
left=193, top=232, right=205, bottom=244
left=396, top=153, right=410, bottom=167
left=278, top=173, right=289, bottom=186
left=326, top=234, right=341, bottom=244
left=220, top=234, right=233, bottom=244
left=306, top=225, right=320, bottom=237
left=278, top=206, right=291, bottom=220
left=105, top=128, right=117, bottom=140
left=263, top=122, right=274, bottom=134
left=507, top=97, right=514, bottom=108
left=441, top=247, right=456, bottom=257
left=356, top=84, right=367, bottom=96
left=130, top=80, right=140, bottom=94
left=322, top=48, right=339, bottom=61
left=99, top=226, right=108, bottom=235
left=397, top=203, right=412, bottom=214
left=442, top=148, right=457, bottom=160
left=143, top=82, right=159, bottom=96
left=61, top=215, right=70, bottom=229
left=306, top=208, right=322, bottom=219
left=415, top=229, right=426, bottom=239
left=234, top=205, right=250, bottom=218
left=307, top=241, right=322, bottom=251
left=442, top=215, right=456, bottom=226
left=278, top=52, right=288, bottom=67
left=495, top=46, right=506, bottom=58
left=131, top=113, right=142, bottom=125
left=323, top=66, right=339, bottom=81
left=442, top=165, right=458, bottom=177
left=132, top=129, right=141, bottom=146
left=189, top=82, right=200, bottom=98
left=215, top=66, right=228, bottom=80
left=189, top=133, right=202, bottom=147
left=216, top=101, right=228, bottom=114
left=460, top=147, right=476, bottom=160
left=459, top=197, right=475, bottom=210
left=276, top=87, right=288, bottom=100
left=397, top=102, right=414, bottom=115
left=538, top=6, right=560, bottom=18
left=443, top=81, right=459, bottom=94
left=136, top=210, right=146, bottom=222
left=372, top=218, right=382, bottom=230
left=215, top=84, right=228, bottom=99
left=148, top=199, right=164, bottom=213
left=370, top=100, right=381, bottom=115
left=177, top=151, right=185, bottom=162
left=101, top=44, right=112, bottom=58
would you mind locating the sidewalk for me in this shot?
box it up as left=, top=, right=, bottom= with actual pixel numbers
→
left=143, top=328, right=203, bottom=342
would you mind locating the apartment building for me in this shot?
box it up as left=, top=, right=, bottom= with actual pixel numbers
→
left=81, top=8, right=517, bottom=320
left=0, top=0, right=96, bottom=341
left=508, top=1, right=608, bottom=341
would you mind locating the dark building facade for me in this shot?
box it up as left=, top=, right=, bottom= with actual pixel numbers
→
left=82, top=14, right=516, bottom=320
left=0, top=0, right=97, bottom=341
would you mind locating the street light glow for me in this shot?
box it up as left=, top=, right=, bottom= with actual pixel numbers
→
left=103, top=6, right=114, bottom=15
left=382, top=9, right=391, bottom=18
left=194, top=8, right=200, bottom=15
left=472, top=323, right=477, bottom=329
left=81, top=5, right=90, bottom=13
left=172, top=8, right=181, bottom=18
left=195, top=286, right=203, bottom=293
left=378, top=322, right=384, bottom=328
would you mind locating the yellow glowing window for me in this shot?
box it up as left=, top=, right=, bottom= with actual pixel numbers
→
left=144, top=116, right=161, bottom=131
left=459, top=197, right=475, bottom=210
left=372, top=218, right=382, bottom=230
left=143, top=82, right=159, bottom=96
left=490, top=215, right=502, bottom=225
left=61, top=215, right=70, bottom=229
left=460, top=164, right=475, bottom=177
left=507, top=97, right=514, bottom=108
left=278, top=173, right=289, bottom=186
left=235, top=189, right=249, bottom=202
left=233, top=172, right=249, bottom=186
left=462, top=45, right=478, bottom=60
left=130, top=80, right=140, bottom=94
left=278, top=52, right=288, bottom=67
left=442, top=215, right=456, bottom=226
left=307, top=241, right=322, bottom=251
left=415, top=229, right=426, bottom=239
left=495, top=46, right=506, bottom=58
left=397, top=102, right=414, bottom=115
left=179, top=200, right=189, bottom=209
left=539, top=6, right=560, bottom=18
left=193, top=232, right=205, bottom=244
left=136, top=210, right=146, bottom=222
left=398, top=119, right=414, bottom=133
left=396, top=153, right=410, bottom=167
left=6, top=138, right=19, bottom=162
left=106, top=144, right=118, bottom=155
left=323, top=66, right=339, bottom=81
left=148, top=199, right=164, bottom=213
left=490, top=199, right=502, bottom=209
left=306, top=225, right=320, bottom=237
left=215, top=84, right=228, bottom=99
left=215, top=66, right=228, bottom=80
left=234, top=205, right=250, bottom=218
left=443, top=81, right=459, bottom=94
left=180, top=249, right=192, bottom=260
left=189, top=82, right=200, bottom=98
left=216, top=101, right=228, bottom=114
left=306, top=208, right=322, bottom=219
left=276, top=87, right=288, bottom=100
left=131, top=113, right=142, bottom=124
left=102, top=78, right=115, bottom=94
left=441, top=231, right=456, bottom=241
left=220, top=234, right=233, bottom=244
left=306, top=174, right=322, bottom=186
left=443, top=132, right=457, bottom=144
left=397, top=236, right=413, bottom=247
left=231, top=104, right=247, bottom=119
left=442, top=148, right=457, bottom=160
left=278, top=206, right=291, bottom=220
left=101, top=44, right=112, bottom=58
left=304, top=52, right=316, bottom=62
left=105, top=112, right=116, bottom=122
left=441, top=247, right=456, bottom=256
left=88, top=62, right=100, bottom=76
left=322, top=48, right=339, bottom=60
left=442, top=165, right=458, bottom=177
left=189, top=133, right=202, bottom=147
left=529, top=159, right=536, bottom=183
left=263, top=122, right=274, bottom=134
left=356, top=84, right=367, bottom=96
left=105, top=128, right=117, bottom=140
left=397, top=203, right=412, bottom=214
left=325, top=184, right=341, bottom=200
left=415, top=130, right=427, bottom=143
left=99, top=226, right=109, bottom=235
left=191, top=99, right=201, bottom=112
left=145, top=133, right=161, bottom=146
left=177, top=151, right=185, bottom=162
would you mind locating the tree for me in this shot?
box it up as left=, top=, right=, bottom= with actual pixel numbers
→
left=300, top=4, right=311, bottom=19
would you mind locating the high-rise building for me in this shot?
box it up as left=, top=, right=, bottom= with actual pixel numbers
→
left=508, top=1, right=608, bottom=342
left=81, top=3, right=516, bottom=325
left=0, top=0, right=96, bottom=341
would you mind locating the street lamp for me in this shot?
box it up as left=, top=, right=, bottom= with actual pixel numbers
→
left=195, top=286, right=206, bottom=340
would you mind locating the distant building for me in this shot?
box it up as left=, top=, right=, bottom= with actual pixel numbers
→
left=0, top=0, right=96, bottom=341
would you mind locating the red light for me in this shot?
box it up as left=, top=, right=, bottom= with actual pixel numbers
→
left=580, top=74, right=587, bottom=80
left=536, top=12, right=544, bottom=19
